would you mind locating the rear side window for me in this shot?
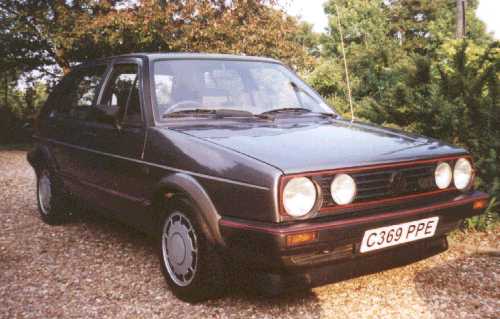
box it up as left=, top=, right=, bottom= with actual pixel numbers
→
left=100, top=64, right=142, bottom=125
left=52, top=65, right=107, bottom=120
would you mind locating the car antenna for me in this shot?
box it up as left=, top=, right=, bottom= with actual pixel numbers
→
left=334, top=2, right=355, bottom=122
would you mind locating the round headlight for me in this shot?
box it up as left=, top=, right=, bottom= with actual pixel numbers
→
left=454, top=158, right=473, bottom=190
left=283, top=177, right=317, bottom=217
left=330, top=174, right=356, bottom=205
left=435, top=162, right=452, bottom=189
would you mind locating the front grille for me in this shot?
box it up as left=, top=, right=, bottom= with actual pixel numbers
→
left=318, top=162, right=443, bottom=209
left=355, top=164, right=437, bottom=201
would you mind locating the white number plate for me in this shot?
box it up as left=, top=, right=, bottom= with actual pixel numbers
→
left=360, top=217, right=439, bottom=253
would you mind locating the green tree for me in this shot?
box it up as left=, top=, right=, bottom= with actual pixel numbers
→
left=311, top=0, right=499, bottom=222
left=294, top=21, right=321, bottom=58
left=0, top=0, right=120, bottom=74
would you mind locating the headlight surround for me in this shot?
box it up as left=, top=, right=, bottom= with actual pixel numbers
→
left=434, top=162, right=452, bottom=189
left=330, top=174, right=357, bottom=205
left=453, top=158, right=473, bottom=190
left=282, top=177, right=317, bottom=217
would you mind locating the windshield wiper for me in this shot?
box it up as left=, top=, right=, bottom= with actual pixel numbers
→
left=259, top=107, right=312, bottom=115
left=288, top=81, right=341, bottom=119
left=214, top=109, right=255, bottom=118
left=313, top=111, right=340, bottom=118
left=164, top=108, right=271, bottom=120
left=163, top=108, right=215, bottom=118
left=259, top=107, right=339, bottom=119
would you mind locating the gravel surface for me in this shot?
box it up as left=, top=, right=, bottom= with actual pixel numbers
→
left=1, top=150, right=499, bottom=319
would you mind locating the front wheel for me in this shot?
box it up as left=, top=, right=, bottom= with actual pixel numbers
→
left=159, top=198, right=223, bottom=302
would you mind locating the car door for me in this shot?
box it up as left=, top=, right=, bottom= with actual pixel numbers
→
left=79, top=59, right=151, bottom=226
left=41, top=64, right=108, bottom=195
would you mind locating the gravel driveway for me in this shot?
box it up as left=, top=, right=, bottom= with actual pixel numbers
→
left=1, top=150, right=498, bottom=319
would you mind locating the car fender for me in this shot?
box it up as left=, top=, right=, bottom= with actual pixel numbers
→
left=27, top=144, right=57, bottom=173
left=155, top=172, right=224, bottom=247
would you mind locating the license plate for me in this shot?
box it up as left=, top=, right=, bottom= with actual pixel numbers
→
left=360, top=217, right=439, bottom=253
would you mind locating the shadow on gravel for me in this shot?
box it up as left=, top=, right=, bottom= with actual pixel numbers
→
left=66, top=206, right=323, bottom=308
left=414, top=253, right=499, bottom=318
left=66, top=205, right=156, bottom=252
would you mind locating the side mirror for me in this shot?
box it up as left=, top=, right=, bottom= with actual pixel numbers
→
left=93, top=104, right=122, bottom=132
left=22, top=120, right=35, bottom=135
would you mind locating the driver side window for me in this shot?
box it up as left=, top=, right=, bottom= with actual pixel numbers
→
left=100, top=64, right=142, bottom=125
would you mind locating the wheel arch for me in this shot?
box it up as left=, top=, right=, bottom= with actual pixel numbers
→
left=152, top=172, right=224, bottom=247
left=27, top=144, right=57, bottom=173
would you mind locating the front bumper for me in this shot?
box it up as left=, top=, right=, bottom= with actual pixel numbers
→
left=220, top=191, right=489, bottom=272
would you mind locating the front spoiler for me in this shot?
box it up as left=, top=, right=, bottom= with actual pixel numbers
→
left=220, top=191, right=489, bottom=271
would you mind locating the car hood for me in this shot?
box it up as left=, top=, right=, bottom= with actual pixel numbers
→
left=169, top=119, right=467, bottom=174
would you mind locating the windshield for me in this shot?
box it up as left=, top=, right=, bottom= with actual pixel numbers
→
left=152, top=59, right=334, bottom=119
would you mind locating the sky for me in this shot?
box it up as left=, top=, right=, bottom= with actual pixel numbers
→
left=284, top=0, right=500, bottom=39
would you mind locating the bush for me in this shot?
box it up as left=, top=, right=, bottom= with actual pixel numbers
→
left=370, top=41, right=499, bottom=228
left=0, top=82, right=46, bottom=144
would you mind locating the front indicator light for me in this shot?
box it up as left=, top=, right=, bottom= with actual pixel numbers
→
left=286, top=232, right=318, bottom=247
left=473, top=199, right=488, bottom=210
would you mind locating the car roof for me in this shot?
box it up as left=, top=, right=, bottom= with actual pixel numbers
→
left=73, top=52, right=283, bottom=70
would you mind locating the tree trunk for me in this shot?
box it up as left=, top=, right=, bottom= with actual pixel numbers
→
left=456, top=0, right=467, bottom=39
left=4, top=73, right=7, bottom=108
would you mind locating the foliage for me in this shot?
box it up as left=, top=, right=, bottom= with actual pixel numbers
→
left=306, top=59, right=352, bottom=115
left=0, top=0, right=314, bottom=76
left=0, top=0, right=120, bottom=74
left=293, top=21, right=322, bottom=58
left=464, top=197, right=499, bottom=231
left=0, top=76, right=47, bottom=144
left=311, top=0, right=499, bottom=227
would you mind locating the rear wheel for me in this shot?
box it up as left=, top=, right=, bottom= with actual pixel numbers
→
left=159, top=197, right=223, bottom=302
left=36, top=168, right=69, bottom=224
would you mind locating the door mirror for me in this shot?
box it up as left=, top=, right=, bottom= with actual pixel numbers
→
left=93, top=104, right=115, bottom=123
left=22, top=120, right=35, bottom=135
left=93, top=104, right=122, bottom=132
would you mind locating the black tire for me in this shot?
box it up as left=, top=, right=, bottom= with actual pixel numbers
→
left=158, top=197, right=224, bottom=302
left=36, top=167, right=70, bottom=225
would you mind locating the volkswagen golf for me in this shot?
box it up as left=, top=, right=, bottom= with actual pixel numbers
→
left=28, top=53, right=489, bottom=302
